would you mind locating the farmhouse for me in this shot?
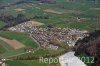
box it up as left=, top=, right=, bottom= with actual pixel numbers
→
left=47, top=44, right=58, bottom=50
left=24, top=48, right=34, bottom=53
left=0, top=60, right=7, bottom=66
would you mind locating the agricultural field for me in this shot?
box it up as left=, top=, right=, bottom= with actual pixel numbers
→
left=0, top=31, right=38, bottom=59
left=0, top=31, right=38, bottom=48
left=0, top=21, right=6, bottom=28
left=6, top=60, right=60, bottom=66
left=0, top=0, right=100, bottom=66
left=0, top=40, right=7, bottom=54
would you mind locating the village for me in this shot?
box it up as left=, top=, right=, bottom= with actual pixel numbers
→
left=8, top=21, right=89, bottom=50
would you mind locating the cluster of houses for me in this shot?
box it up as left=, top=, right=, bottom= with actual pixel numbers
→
left=31, top=27, right=89, bottom=47
left=8, top=21, right=89, bottom=50
left=8, top=21, right=33, bottom=32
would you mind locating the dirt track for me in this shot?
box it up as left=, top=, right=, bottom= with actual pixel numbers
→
left=0, top=37, right=25, bottom=49
left=90, top=7, right=100, bottom=10
left=44, top=9, right=63, bottom=14
left=15, top=8, right=25, bottom=12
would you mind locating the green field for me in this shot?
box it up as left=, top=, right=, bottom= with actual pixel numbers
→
left=0, top=45, right=6, bottom=54
left=0, top=31, right=38, bottom=48
left=78, top=53, right=94, bottom=66
left=0, top=0, right=100, bottom=31
left=0, top=31, right=39, bottom=58
left=0, top=39, right=24, bottom=58
left=0, top=39, right=15, bottom=55
left=14, top=47, right=65, bottom=58
left=0, top=21, right=6, bottom=28
left=6, top=60, right=60, bottom=66
left=0, top=0, right=100, bottom=66
left=0, top=0, right=20, bottom=4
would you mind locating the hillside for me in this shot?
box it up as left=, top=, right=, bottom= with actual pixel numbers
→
left=75, top=30, right=100, bottom=66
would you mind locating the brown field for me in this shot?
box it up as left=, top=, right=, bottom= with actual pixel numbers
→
left=14, top=8, right=25, bottom=12
left=0, top=37, right=25, bottom=49
left=29, top=21, right=44, bottom=26
left=90, top=8, right=100, bottom=10
left=44, top=9, right=63, bottom=14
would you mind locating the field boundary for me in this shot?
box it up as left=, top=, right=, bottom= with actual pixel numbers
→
left=0, top=36, right=25, bottom=49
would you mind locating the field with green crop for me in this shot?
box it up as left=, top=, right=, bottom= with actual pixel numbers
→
left=0, top=31, right=39, bottom=59
left=0, top=39, right=24, bottom=58
left=0, top=40, right=6, bottom=54
left=6, top=60, right=60, bottom=66
left=0, top=0, right=20, bottom=4
left=13, top=47, right=65, bottom=58
left=0, top=21, right=6, bottom=28
left=0, top=31, right=38, bottom=48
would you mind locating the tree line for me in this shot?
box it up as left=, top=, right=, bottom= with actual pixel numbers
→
left=0, top=14, right=49, bottom=30
left=75, top=29, right=100, bottom=66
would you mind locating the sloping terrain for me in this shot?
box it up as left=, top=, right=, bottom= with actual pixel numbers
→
left=75, top=30, right=100, bottom=66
